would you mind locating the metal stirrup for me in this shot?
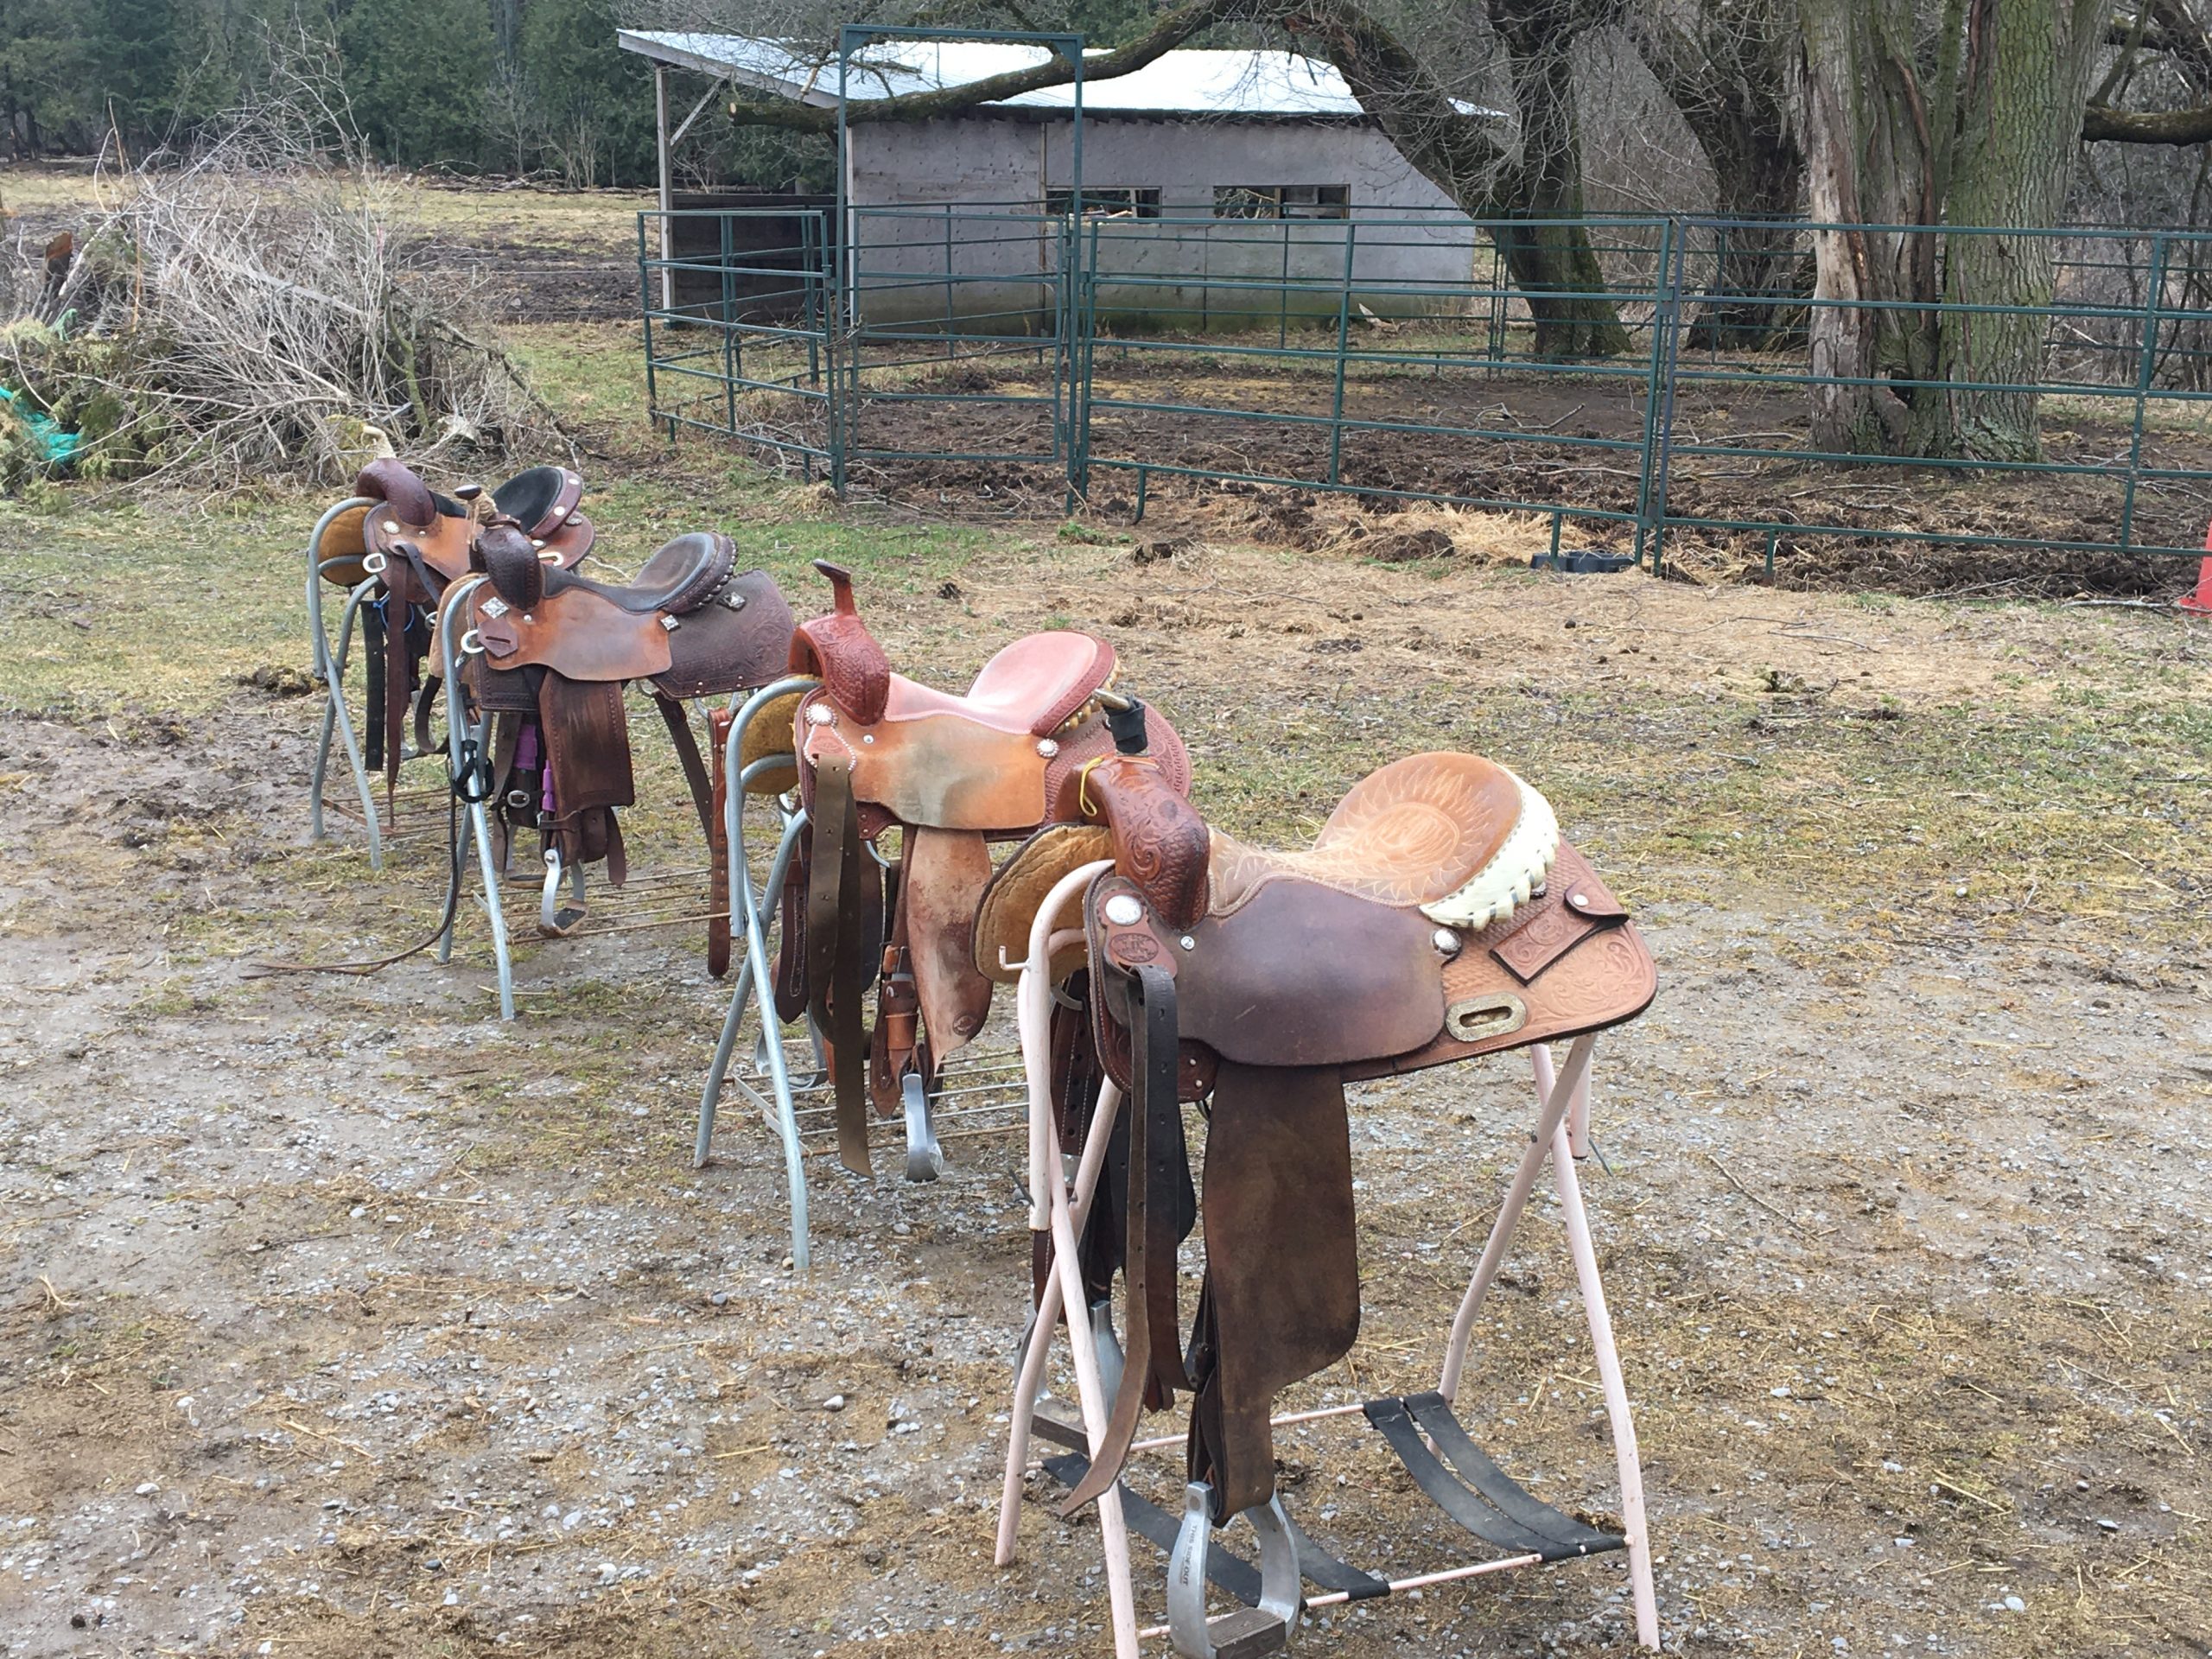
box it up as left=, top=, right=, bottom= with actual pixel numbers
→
left=1168, top=1482, right=1300, bottom=1658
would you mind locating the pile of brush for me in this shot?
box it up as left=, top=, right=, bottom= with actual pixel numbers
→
left=0, top=61, right=565, bottom=493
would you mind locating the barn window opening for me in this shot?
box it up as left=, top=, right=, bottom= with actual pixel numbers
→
left=1048, top=187, right=1162, bottom=219
left=1213, top=185, right=1350, bottom=219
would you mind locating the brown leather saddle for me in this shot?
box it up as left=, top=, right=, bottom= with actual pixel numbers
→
left=346, top=459, right=594, bottom=804
left=783, top=561, right=1193, bottom=1179
left=988, top=737, right=1656, bottom=1537
left=455, top=520, right=796, bottom=957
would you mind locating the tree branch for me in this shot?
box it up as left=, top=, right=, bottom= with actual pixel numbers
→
left=725, top=0, right=1244, bottom=134
left=2083, top=99, right=2212, bottom=142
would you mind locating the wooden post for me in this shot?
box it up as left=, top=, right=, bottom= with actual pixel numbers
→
left=655, top=62, right=674, bottom=315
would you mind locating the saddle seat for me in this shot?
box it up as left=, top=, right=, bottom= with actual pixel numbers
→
left=789, top=560, right=1116, bottom=737
left=354, top=459, right=593, bottom=586
left=880, top=631, right=1118, bottom=736
left=482, top=528, right=735, bottom=616
left=1208, top=753, right=1560, bottom=930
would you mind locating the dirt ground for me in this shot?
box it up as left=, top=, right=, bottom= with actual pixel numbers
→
left=3, top=490, right=2211, bottom=1659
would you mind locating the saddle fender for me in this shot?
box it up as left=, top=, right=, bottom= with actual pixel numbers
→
left=901, top=828, right=996, bottom=1061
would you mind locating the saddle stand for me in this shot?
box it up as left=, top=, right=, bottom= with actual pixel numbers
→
left=692, top=675, right=1034, bottom=1270
left=994, top=865, right=1661, bottom=1657
left=305, top=491, right=408, bottom=868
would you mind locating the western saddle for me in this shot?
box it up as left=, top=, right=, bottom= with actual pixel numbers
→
left=781, top=561, right=1193, bottom=1179
left=454, top=518, right=795, bottom=953
left=986, top=715, right=1660, bottom=1656
left=341, top=457, right=594, bottom=806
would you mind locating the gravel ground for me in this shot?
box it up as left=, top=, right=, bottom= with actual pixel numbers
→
left=2, top=543, right=2209, bottom=1659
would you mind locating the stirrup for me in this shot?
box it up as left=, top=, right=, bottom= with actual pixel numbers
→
left=539, top=848, right=587, bottom=938
left=1090, top=1297, right=1125, bottom=1406
left=1168, top=1483, right=1301, bottom=1659
left=756, top=1016, right=829, bottom=1091
left=901, top=1070, right=944, bottom=1183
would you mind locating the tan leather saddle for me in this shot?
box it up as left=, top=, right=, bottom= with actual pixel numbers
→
left=342, top=459, right=594, bottom=806
left=984, top=737, right=1656, bottom=1535
left=454, top=521, right=795, bottom=957
left=783, top=562, right=1194, bottom=1179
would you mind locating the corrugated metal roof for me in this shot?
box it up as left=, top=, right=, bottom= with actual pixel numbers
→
left=616, top=31, right=1488, bottom=119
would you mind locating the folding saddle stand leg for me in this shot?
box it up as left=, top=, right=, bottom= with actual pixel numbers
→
left=990, top=754, right=1662, bottom=1657
left=305, top=493, right=389, bottom=865
left=695, top=674, right=819, bottom=1268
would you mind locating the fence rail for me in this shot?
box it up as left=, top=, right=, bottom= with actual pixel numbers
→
left=640, top=208, right=2212, bottom=571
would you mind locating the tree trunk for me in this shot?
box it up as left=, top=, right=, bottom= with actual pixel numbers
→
left=1797, top=0, right=1955, bottom=454
left=1684, top=109, right=1807, bottom=352
left=1799, top=0, right=2110, bottom=459
left=1625, top=0, right=1808, bottom=351
left=1484, top=0, right=1632, bottom=357
left=1939, top=0, right=2106, bottom=459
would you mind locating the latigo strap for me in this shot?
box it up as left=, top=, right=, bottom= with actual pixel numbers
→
left=806, top=755, right=874, bottom=1174
left=1059, top=959, right=1193, bottom=1517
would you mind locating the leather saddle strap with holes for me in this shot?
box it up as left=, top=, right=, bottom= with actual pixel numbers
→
left=383, top=586, right=416, bottom=804
left=362, top=601, right=387, bottom=773
left=774, top=822, right=810, bottom=1023
left=807, top=755, right=872, bottom=1174
left=707, top=706, right=733, bottom=980
left=1052, top=982, right=1121, bottom=1309
left=1187, top=1059, right=1361, bottom=1523
left=869, top=855, right=920, bottom=1119
left=654, top=695, right=717, bottom=846
left=1059, top=960, right=1185, bottom=1516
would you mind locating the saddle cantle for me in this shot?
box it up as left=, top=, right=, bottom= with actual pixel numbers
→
left=1043, top=742, right=1655, bottom=1527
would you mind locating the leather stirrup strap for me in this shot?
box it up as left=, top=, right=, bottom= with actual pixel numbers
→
left=806, top=755, right=872, bottom=1175
left=1059, top=960, right=1182, bottom=1516
left=774, top=823, right=811, bottom=1022
left=869, top=857, right=920, bottom=1116
left=655, top=695, right=718, bottom=845
left=383, top=588, right=416, bottom=806
left=412, top=673, right=441, bottom=766
left=1186, top=1060, right=1362, bottom=1522
left=362, top=600, right=387, bottom=774
left=706, top=706, right=733, bottom=979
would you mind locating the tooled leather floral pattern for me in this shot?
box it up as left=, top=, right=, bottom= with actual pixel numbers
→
left=790, top=613, right=891, bottom=725
left=1085, top=757, right=1211, bottom=929
left=1208, top=752, right=1528, bottom=915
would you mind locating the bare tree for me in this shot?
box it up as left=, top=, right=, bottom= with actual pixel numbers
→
left=1626, top=0, right=1804, bottom=350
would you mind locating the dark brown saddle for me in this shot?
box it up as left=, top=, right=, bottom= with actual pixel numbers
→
left=998, top=740, right=1656, bottom=1532
left=454, top=521, right=795, bottom=952
left=340, top=459, right=596, bottom=803
left=781, top=562, right=1193, bottom=1178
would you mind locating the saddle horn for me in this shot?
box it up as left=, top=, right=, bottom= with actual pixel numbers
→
left=1099, top=691, right=1151, bottom=755
left=812, top=560, right=861, bottom=616
left=478, top=524, right=547, bottom=611
left=353, top=458, right=436, bottom=528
